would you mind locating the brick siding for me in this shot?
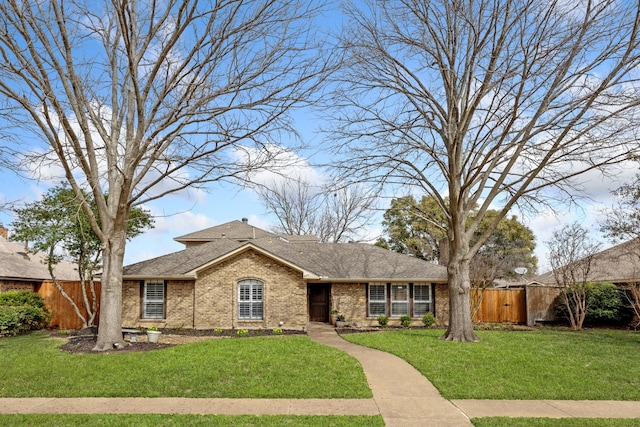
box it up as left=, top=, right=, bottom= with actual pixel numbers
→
left=121, top=249, right=450, bottom=330
left=0, top=280, right=36, bottom=293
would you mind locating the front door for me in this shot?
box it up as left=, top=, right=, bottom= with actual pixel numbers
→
left=308, top=285, right=330, bottom=322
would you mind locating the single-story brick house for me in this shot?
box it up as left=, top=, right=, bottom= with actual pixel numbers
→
left=121, top=219, right=449, bottom=330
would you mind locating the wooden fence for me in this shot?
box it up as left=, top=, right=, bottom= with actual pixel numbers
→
left=472, top=288, right=527, bottom=324
left=36, top=280, right=101, bottom=330
left=472, top=285, right=563, bottom=325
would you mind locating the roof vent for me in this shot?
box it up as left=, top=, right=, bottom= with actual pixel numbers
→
left=242, top=217, right=248, bottom=224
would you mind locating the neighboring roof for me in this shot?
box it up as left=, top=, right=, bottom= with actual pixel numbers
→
left=125, top=222, right=447, bottom=282
left=0, top=236, right=78, bottom=282
left=535, top=239, right=640, bottom=285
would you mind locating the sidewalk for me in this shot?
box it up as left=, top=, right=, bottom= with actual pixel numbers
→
left=1, top=324, right=640, bottom=425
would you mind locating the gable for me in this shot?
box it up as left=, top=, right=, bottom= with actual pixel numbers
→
left=123, top=221, right=448, bottom=282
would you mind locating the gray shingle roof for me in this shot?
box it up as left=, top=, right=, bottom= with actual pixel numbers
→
left=174, top=220, right=276, bottom=243
left=0, top=236, right=78, bottom=281
left=124, top=223, right=447, bottom=282
left=535, top=238, right=640, bottom=284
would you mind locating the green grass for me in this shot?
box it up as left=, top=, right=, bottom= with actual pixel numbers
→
left=0, top=332, right=372, bottom=398
left=341, top=328, right=640, bottom=400
left=472, top=418, right=640, bottom=426
left=0, top=414, right=384, bottom=426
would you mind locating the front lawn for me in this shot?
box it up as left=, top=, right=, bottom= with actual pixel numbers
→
left=0, top=332, right=372, bottom=398
left=341, top=328, right=640, bottom=400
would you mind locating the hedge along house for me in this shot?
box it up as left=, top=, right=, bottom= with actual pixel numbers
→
left=121, top=219, right=449, bottom=330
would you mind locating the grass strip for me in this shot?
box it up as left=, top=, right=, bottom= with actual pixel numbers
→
left=341, top=328, right=640, bottom=400
left=0, top=332, right=371, bottom=398
left=472, top=417, right=640, bottom=426
left=0, top=414, right=384, bottom=426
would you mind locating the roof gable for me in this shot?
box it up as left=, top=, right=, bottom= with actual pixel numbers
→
left=173, top=220, right=276, bottom=245
left=124, top=221, right=447, bottom=282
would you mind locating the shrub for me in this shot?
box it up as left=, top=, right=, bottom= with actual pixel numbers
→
left=400, top=315, right=412, bottom=327
left=553, top=282, right=629, bottom=326
left=377, top=314, right=389, bottom=328
left=0, top=291, right=49, bottom=336
left=587, top=282, right=625, bottom=324
left=0, top=290, right=46, bottom=308
left=0, top=305, right=47, bottom=336
left=422, top=312, right=436, bottom=327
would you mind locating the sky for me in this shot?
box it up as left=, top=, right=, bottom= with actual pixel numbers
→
left=0, top=1, right=638, bottom=276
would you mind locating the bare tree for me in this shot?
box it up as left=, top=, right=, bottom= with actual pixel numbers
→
left=329, top=0, right=640, bottom=341
left=257, top=178, right=377, bottom=242
left=0, top=1, right=329, bottom=350
left=546, top=223, right=601, bottom=330
left=601, top=173, right=640, bottom=328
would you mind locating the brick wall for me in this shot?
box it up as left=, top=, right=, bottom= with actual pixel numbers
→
left=121, top=280, right=141, bottom=327
left=121, top=279, right=196, bottom=328
left=435, top=283, right=449, bottom=326
left=194, top=249, right=307, bottom=330
left=331, top=282, right=450, bottom=327
left=0, top=280, right=36, bottom=293
left=331, top=282, right=370, bottom=325
left=120, top=250, right=450, bottom=331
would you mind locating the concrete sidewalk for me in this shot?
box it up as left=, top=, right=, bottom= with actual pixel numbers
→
left=1, top=324, right=640, bottom=425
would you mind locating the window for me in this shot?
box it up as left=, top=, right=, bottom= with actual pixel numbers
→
left=368, top=284, right=386, bottom=317
left=143, top=280, right=165, bottom=319
left=391, top=284, right=409, bottom=316
left=238, top=279, right=263, bottom=320
left=413, top=283, right=432, bottom=317
left=368, top=283, right=434, bottom=318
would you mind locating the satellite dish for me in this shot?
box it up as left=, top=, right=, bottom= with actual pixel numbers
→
left=514, top=267, right=528, bottom=275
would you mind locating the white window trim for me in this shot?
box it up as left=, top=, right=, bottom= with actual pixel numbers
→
left=368, top=283, right=387, bottom=317
left=391, top=283, right=409, bottom=317
left=238, top=279, right=263, bottom=320
left=413, top=283, right=433, bottom=317
left=143, top=280, right=165, bottom=319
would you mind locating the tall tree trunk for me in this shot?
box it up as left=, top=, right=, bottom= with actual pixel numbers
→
left=93, top=227, right=127, bottom=351
left=441, top=228, right=480, bottom=342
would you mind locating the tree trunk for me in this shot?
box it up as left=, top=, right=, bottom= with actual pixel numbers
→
left=93, top=228, right=127, bottom=351
left=441, top=254, right=480, bottom=342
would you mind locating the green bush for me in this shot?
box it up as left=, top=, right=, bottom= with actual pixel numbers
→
left=422, top=312, right=436, bottom=327
left=377, top=314, right=389, bottom=328
left=400, top=315, right=412, bottom=327
left=553, top=282, right=629, bottom=326
left=587, top=282, right=625, bottom=323
left=0, top=290, right=46, bottom=308
left=0, top=291, right=49, bottom=336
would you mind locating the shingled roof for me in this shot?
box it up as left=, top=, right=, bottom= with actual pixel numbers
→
left=174, top=219, right=277, bottom=244
left=0, top=235, right=78, bottom=281
left=535, top=238, right=640, bottom=285
left=124, top=222, right=447, bottom=282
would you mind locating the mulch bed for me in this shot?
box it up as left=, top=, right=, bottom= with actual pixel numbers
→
left=56, top=327, right=306, bottom=354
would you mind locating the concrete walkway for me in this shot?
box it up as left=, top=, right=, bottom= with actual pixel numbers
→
left=307, top=322, right=472, bottom=426
left=2, top=323, right=640, bottom=425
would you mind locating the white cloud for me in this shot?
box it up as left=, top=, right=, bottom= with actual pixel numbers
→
left=233, top=143, right=324, bottom=190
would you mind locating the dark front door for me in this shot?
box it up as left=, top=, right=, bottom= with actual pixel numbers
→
left=308, top=285, right=330, bottom=322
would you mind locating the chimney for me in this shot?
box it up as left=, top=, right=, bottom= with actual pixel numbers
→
left=242, top=217, right=248, bottom=224
left=0, top=224, right=8, bottom=240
